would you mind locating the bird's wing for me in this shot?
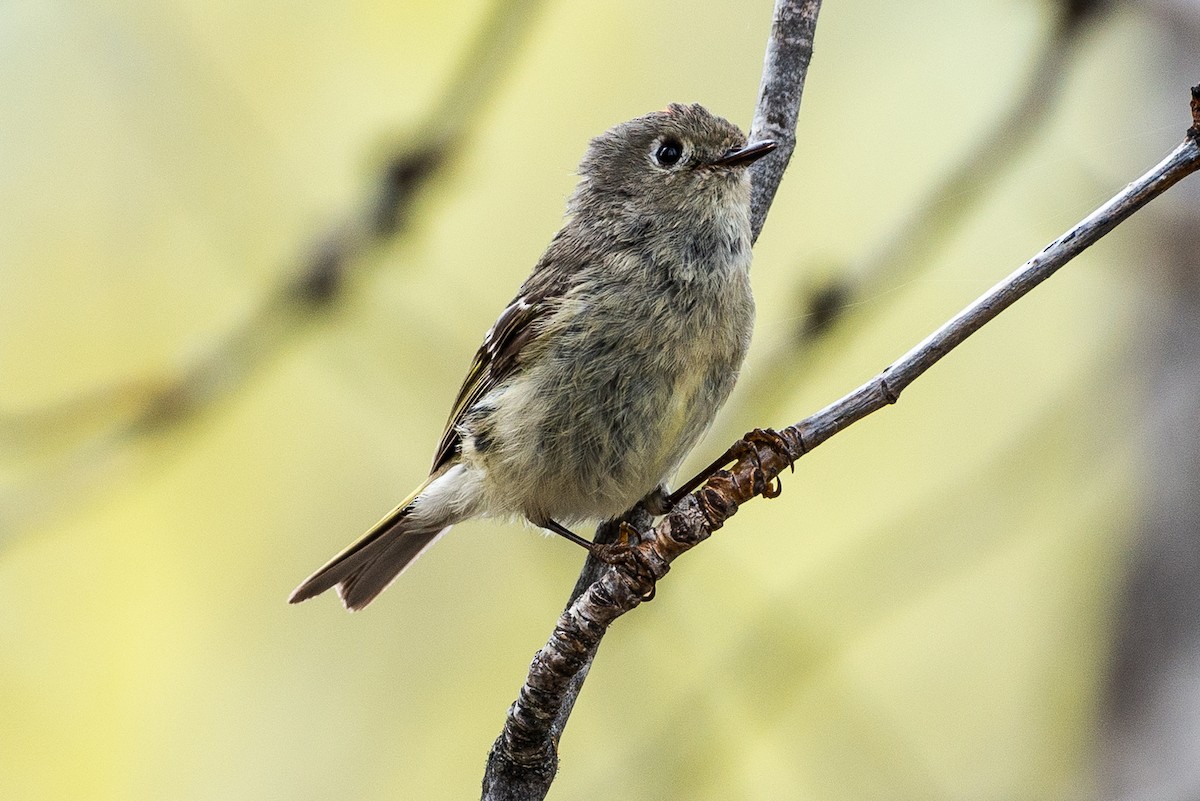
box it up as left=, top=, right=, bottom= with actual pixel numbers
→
left=430, top=254, right=574, bottom=473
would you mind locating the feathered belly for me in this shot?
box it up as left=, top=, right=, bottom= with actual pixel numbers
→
left=479, top=377, right=724, bottom=521
left=469, top=280, right=752, bottom=524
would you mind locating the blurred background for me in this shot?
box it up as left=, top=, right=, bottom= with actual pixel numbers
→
left=1, top=0, right=1197, bottom=799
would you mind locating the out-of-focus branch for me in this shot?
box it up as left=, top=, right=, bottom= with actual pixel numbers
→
left=735, top=0, right=1112, bottom=416
left=0, top=0, right=544, bottom=460
left=479, top=2, right=825, bottom=799
left=482, top=86, right=1200, bottom=801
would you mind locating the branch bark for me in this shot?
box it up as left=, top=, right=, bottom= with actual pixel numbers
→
left=481, top=84, right=1200, bottom=800
left=747, top=0, right=822, bottom=243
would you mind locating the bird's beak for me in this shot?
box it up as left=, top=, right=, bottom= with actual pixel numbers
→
left=712, top=139, right=777, bottom=168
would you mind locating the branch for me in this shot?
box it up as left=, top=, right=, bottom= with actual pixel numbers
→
left=480, top=2, right=825, bottom=799
left=482, top=84, right=1200, bottom=800
left=747, top=0, right=822, bottom=242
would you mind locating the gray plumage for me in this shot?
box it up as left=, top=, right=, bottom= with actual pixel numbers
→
left=290, top=103, right=773, bottom=610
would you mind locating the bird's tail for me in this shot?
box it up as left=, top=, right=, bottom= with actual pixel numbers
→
left=288, top=477, right=450, bottom=611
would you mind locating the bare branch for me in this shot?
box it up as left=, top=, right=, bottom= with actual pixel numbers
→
left=480, top=2, right=825, bottom=799
left=482, top=85, right=1200, bottom=801
left=747, top=0, right=822, bottom=242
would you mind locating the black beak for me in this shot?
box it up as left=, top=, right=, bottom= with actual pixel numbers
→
left=712, top=139, right=777, bottom=168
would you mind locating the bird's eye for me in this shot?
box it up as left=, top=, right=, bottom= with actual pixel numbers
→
left=654, top=138, right=684, bottom=167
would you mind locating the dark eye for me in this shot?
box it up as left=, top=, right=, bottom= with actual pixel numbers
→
left=654, top=138, right=683, bottom=167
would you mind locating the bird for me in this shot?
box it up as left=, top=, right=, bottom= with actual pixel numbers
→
left=289, top=103, right=775, bottom=610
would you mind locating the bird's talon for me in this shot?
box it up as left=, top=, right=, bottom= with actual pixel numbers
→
left=590, top=541, right=633, bottom=568
left=741, top=427, right=792, bottom=500
left=590, top=532, right=658, bottom=602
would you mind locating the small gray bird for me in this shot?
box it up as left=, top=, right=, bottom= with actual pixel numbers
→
left=290, top=103, right=775, bottom=610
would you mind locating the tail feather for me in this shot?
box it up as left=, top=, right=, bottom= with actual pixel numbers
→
left=289, top=480, right=448, bottom=610
left=334, top=524, right=450, bottom=610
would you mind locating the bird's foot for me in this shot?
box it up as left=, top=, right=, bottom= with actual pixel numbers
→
left=668, top=426, right=794, bottom=506
left=589, top=521, right=657, bottom=602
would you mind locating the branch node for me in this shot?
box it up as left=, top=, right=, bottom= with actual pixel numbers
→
left=782, top=424, right=808, bottom=462
left=800, top=275, right=852, bottom=340
left=878, top=373, right=900, bottom=404
left=293, top=232, right=352, bottom=305
left=659, top=494, right=711, bottom=549
left=698, top=480, right=739, bottom=529
left=1189, top=84, right=1200, bottom=142
left=373, top=145, right=448, bottom=236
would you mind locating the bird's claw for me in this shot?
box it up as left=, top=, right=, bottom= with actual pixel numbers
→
left=590, top=522, right=657, bottom=601
left=734, top=427, right=793, bottom=499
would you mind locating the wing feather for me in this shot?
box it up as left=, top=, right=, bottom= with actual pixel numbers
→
left=430, top=249, right=575, bottom=473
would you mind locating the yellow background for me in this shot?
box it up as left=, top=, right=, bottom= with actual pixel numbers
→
left=0, top=1, right=1188, bottom=799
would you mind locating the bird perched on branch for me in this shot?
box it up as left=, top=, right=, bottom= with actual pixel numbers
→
left=290, top=103, right=775, bottom=610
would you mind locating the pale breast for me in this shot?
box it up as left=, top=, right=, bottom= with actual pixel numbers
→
left=470, top=230, right=754, bottom=524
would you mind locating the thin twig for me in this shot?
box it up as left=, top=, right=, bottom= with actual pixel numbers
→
left=480, top=2, right=825, bottom=799
left=482, top=86, right=1200, bottom=801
